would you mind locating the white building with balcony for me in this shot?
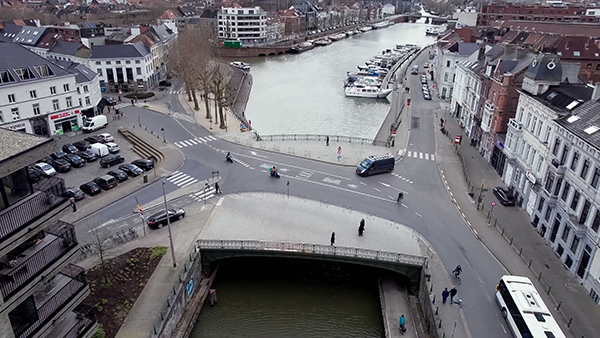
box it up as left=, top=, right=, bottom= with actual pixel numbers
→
left=436, top=41, right=479, bottom=101
left=218, top=6, right=267, bottom=45
left=452, top=46, right=486, bottom=139
left=0, top=41, right=84, bottom=137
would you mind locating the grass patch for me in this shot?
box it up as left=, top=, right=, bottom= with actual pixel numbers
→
left=150, top=246, right=168, bottom=259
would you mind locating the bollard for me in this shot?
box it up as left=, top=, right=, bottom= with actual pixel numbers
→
left=433, top=294, right=436, bottom=304
left=538, top=272, right=542, bottom=281
left=567, top=318, right=572, bottom=328
left=547, top=286, right=551, bottom=295
left=438, top=319, right=442, bottom=329
left=430, top=284, right=433, bottom=292
left=501, top=227, right=505, bottom=236
left=435, top=307, right=438, bottom=315
left=519, top=248, right=523, bottom=256
left=510, top=237, right=514, bottom=245
left=528, top=259, right=532, bottom=268
left=556, top=301, right=561, bottom=311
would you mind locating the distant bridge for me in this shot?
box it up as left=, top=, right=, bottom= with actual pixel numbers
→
left=198, top=240, right=427, bottom=293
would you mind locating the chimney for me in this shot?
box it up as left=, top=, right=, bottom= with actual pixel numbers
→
left=592, top=83, right=600, bottom=101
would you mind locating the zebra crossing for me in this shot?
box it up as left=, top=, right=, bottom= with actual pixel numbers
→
left=190, top=187, right=216, bottom=203
left=391, top=173, right=413, bottom=184
left=167, top=90, right=184, bottom=95
left=405, top=150, right=436, bottom=161
left=165, top=171, right=198, bottom=188
left=173, top=136, right=217, bottom=148
left=296, top=171, right=313, bottom=179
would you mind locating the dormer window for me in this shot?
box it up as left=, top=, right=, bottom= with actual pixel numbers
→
left=14, top=67, right=35, bottom=80
left=33, top=31, right=38, bottom=36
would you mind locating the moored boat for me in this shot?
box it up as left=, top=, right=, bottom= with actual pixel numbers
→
left=425, top=27, right=440, bottom=36
left=345, top=83, right=392, bottom=99
left=228, top=61, right=250, bottom=71
left=360, top=26, right=372, bottom=32
left=314, top=38, right=332, bottom=46
left=290, top=41, right=315, bottom=54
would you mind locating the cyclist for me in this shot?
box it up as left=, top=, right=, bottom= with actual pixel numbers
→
left=453, top=265, right=462, bottom=278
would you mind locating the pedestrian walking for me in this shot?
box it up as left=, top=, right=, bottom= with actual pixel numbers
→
left=330, top=232, right=335, bottom=246
left=440, top=118, right=444, bottom=127
left=397, top=192, right=404, bottom=202
left=215, top=182, right=221, bottom=194
left=358, top=218, right=365, bottom=236
left=69, top=197, right=77, bottom=212
left=459, top=135, right=463, bottom=145
left=131, top=99, right=134, bottom=106
left=450, top=286, right=458, bottom=304
left=326, top=136, right=329, bottom=146
left=442, top=288, right=450, bottom=304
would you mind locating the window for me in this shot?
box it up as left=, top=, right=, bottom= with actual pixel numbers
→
left=560, top=144, right=570, bottom=165
left=136, top=67, right=142, bottom=75
left=561, top=225, right=571, bottom=242
left=592, top=210, right=600, bottom=232
left=66, top=96, right=72, bottom=108
left=526, top=113, right=532, bottom=129
left=0, top=70, right=15, bottom=83
left=570, top=151, right=580, bottom=171
left=554, top=178, right=563, bottom=196
left=557, top=244, right=564, bottom=256
left=85, top=96, right=90, bottom=105
left=565, top=255, right=573, bottom=268
left=581, top=159, right=591, bottom=179
left=0, top=111, right=2, bottom=122
left=446, top=60, right=450, bottom=67
left=50, top=86, right=56, bottom=94
left=95, top=61, right=101, bottom=65
left=116, top=61, right=121, bottom=64
left=8, top=94, right=15, bottom=103
left=106, top=61, right=111, bottom=65
left=11, top=107, right=19, bottom=120
left=63, top=83, right=69, bottom=92
left=35, top=65, right=53, bottom=77
left=545, top=207, right=552, bottom=221
left=538, top=197, right=545, bottom=212
left=14, top=67, right=34, bottom=80
left=83, top=85, right=89, bottom=93
left=97, top=69, right=102, bottom=77
left=135, top=60, right=140, bottom=64
left=580, top=200, right=591, bottom=225
left=544, top=126, right=551, bottom=143
left=561, top=181, right=571, bottom=201
left=52, top=99, right=59, bottom=110
left=552, top=137, right=561, bottom=155
left=126, top=60, right=131, bottom=64
left=444, top=73, right=448, bottom=82
left=545, top=172, right=555, bottom=192
left=32, top=103, right=40, bottom=115
left=570, top=190, right=580, bottom=211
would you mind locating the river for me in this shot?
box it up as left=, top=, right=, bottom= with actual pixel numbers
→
left=244, top=22, right=437, bottom=139
left=190, top=258, right=385, bottom=337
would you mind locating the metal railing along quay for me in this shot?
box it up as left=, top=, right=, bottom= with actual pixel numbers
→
left=197, top=240, right=427, bottom=267
left=253, top=133, right=390, bottom=147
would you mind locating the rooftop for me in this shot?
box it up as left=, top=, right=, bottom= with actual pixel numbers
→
left=527, top=83, right=593, bottom=114
left=557, top=99, right=600, bottom=150
left=0, top=128, right=52, bottom=164
left=90, top=41, right=150, bottom=59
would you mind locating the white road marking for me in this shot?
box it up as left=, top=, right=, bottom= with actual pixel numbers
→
left=347, top=184, right=358, bottom=189
left=359, top=182, right=367, bottom=186
left=407, top=151, right=412, bottom=157
left=378, top=182, right=390, bottom=187
left=196, top=137, right=206, bottom=143
left=374, top=188, right=381, bottom=192
left=323, top=177, right=341, bottom=185
left=180, top=179, right=198, bottom=188
left=188, top=139, right=198, bottom=145
left=216, top=197, right=225, bottom=206
left=207, top=136, right=217, bottom=141
left=415, top=212, right=422, bottom=217
left=431, top=154, right=436, bottom=161
left=401, top=203, right=408, bottom=208
left=425, top=153, right=429, bottom=160
left=419, top=152, right=423, bottom=159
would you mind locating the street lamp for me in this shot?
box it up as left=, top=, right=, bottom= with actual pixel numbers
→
left=162, top=180, right=177, bottom=268
left=161, top=127, right=166, bottom=143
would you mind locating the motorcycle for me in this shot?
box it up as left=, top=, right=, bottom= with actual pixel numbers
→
left=269, top=170, right=280, bottom=179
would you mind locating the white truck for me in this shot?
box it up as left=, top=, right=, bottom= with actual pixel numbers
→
left=82, top=115, right=108, bottom=133
left=91, top=143, right=109, bottom=157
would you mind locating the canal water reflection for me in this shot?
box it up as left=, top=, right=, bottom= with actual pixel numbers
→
left=244, top=22, right=436, bottom=139
left=190, top=257, right=385, bottom=337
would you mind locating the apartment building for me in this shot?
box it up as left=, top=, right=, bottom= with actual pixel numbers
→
left=90, top=42, right=154, bottom=92
left=218, top=6, right=268, bottom=45
left=477, top=2, right=596, bottom=26
left=0, top=42, right=84, bottom=137
left=436, top=41, right=479, bottom=101
left=0, top=128, right=96, bottom=338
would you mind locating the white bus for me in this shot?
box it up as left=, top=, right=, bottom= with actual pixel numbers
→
left=495, top=275, right=566, bottom=338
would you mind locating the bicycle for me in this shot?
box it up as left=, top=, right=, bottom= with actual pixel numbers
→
left=453, top=270, right=462, bottom=285
left=128, top=227, right=139, bottom=239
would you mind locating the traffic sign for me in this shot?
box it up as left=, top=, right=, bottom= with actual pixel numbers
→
left=168, top=105, right=172, bottom=110
left=392, top=129, right=397, bottom=135
left=337, top=146, right=342, bottom=155
left=491, top=201, right=496, bottom=207
left=139, top=208, right=144, bottom=215
left=455, top=135, right=460, bottom=144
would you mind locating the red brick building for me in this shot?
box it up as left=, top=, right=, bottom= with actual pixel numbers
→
left=477, top=3, right=596, bottom=26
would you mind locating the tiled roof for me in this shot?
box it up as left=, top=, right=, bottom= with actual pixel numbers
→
left=0, top=128, right=52, bottom=164
left=48, top=41, right=83, bottom=56
left=90, top=41, right=150, bottom=59
left=54, top=60, right=97, bottom=83
left=524, top=54, right=562, bottom=83
left=556, top=98, right=600, bottom=149
left=12, top=26, right=46, bottom=46
left=492, top=20, right=600, bottom=37
left=555, top=36, right=600, bottom=60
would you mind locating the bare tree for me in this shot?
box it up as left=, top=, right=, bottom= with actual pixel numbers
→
left=84, top=218, right=114, bottom=285
left=209, top=62, right=235, bottom=130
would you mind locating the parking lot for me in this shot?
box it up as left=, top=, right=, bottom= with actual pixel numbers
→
left=40, top=119, right=149, bottom=195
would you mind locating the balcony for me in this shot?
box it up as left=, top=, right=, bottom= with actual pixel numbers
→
left=0, top=220, right=77, bottom=301
left=9, top=265, right=89, bottom=338
left=507, top=118, right=523, bottom=134
left=46, top=303, right=96, bottom=338
left=0, top=177, right=67, bottom=244
left=481, top=100, right=495, bottom=133
left=549, top=158, right=567, bottom=176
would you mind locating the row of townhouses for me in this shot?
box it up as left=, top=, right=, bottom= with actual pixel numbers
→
left=435, top=35, right=600, bottom=304
left=0, top=128, right=96, bottom=338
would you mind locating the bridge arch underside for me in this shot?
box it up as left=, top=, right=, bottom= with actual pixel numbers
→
left=201, top=249, right=423, bottom=293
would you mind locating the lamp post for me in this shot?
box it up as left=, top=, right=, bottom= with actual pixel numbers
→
left=161, top=127, right=166, bottom=143
left=162, top=181, right=177, bottom=268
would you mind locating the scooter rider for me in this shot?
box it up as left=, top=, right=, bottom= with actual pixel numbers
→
left=270, top=166, right=280, bottom=178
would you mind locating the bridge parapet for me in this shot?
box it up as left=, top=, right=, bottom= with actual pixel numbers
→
left=197, top=239, right=427, bottom=267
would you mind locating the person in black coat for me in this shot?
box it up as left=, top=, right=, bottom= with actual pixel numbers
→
left=330, top=232, right=335, bottom=246
left=358, top=219, right=365, bottom=236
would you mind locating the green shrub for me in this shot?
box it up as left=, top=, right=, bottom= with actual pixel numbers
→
left=92, top=324, right=105, bottom=338
left=150, top=247, right=167, bottom=259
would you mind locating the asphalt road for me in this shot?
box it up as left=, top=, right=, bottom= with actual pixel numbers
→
left=77, top=61, right=511, bottom=338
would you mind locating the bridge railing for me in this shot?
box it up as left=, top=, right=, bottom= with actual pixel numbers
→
left=197, top=240, right=427, bottom=267
left=253, top=134, right=390, bottom=147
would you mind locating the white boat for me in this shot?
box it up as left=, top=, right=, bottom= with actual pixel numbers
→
left=345, top=83, right=392, bottom=99
left=346, top=31, right=355, bottom=36
left=229, top=61, right=250, bottom=71
left=330, top=33, right=346, bottom=41
left=314, top=38, right=332, bottom=46
left=360, top=26, right=372, bottom=32
left=425, top=27, right=440, bottom=36
left=372, top=21, right=391, bottom=29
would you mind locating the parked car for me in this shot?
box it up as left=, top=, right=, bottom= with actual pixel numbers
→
left=420, top=76, right=428, bottom=84
left=101, top=96, right=116, bottom=106
left=105, top=142, right=120, bottom=153
left=50, top=150, right=67, bottom=160
left=493, top=187, right=515, bottom=206
left=107, top=169, right=129, bottom=182
left=118, top=164, right=144, bottom=177
left=48, top=159, right=71, bottom=173
left=27, top=165, right=41, bottom=182
left=65, top=154, right=86, bottom=168
left=80, top=182, right=101, bottom=196
left=158, top=80, right=172, bottom=87
left=39, top=156, right=55, bottom=165
left=100, top=154, right=125, bottom=168
left=77, top=150, right=98, bottom=162
left=423, top=63, right=429, bottom=68
left=97, top=133, right=114, bottom=143
left=147, top=208, right=186, bottom=229
left=93, top=175, right=118, bottom=190
left=63, top=187, right=85, bottom=201
left=62, top=144, right=79, bottom=154
left=423, top=92, right=432, bottom=100
left=84, top=135, right=103, bottom=144
left=132, top=158, right=154, bottom=171
left=421, top=85, right=429, bottom=92
left=32, top=162, right=57, bottom=176
left=73, top=140, right=92, bottom=152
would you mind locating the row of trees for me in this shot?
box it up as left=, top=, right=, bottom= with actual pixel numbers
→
left=169, top=27, right=235, bottom=130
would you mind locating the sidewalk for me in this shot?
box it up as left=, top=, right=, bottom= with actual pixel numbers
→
left=436, top=105, right=600, bottom=338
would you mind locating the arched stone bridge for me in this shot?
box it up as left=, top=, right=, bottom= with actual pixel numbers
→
left=198, top=239, right=427, bottom=293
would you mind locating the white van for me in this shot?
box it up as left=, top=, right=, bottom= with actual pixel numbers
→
left=91, top=143, right=109, bottom=157
left=105, top=142, right=120, bottom=153
left=82, top=115, right=108, bottom=133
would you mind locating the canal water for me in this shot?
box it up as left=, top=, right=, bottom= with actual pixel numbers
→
left=190, top=258, right=385, bottom=337
left=244, top=22, right=437, bottom=139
